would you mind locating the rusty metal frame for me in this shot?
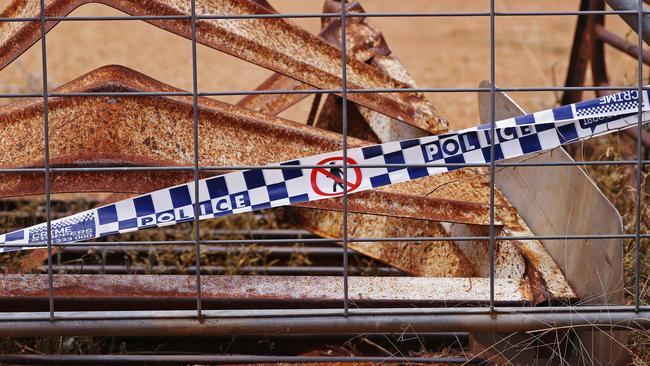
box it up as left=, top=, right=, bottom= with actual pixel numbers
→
left=0, top=1, right=647, bottom=364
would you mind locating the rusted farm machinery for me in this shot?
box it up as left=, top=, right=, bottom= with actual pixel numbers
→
left=0, top=0, right=646, bottom=365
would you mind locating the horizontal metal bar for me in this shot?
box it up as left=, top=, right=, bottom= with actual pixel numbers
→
left=0, top=85, right=647, bottom=99
left=4, top=306, right=650, bottom=320
left=0, top=307, right=648, bottom=337
left=44, top=89, right=339, bottom=98
left=59, top=245, right=344, bottom=255
left=0, top=92, right=41, bottom=98
left=49, top=13, right=343, bottom=21
left=0, top=355, right=482, bottom=366
left=348, top=86, right=650, bottom=93
left=0, top=160, right=648, bottom=173
left=2, top=233, right=648, bottom=249
left=1, top=240, right=336, bottom=248
left=0, top=239, right=342, bottom=248
left=39, top=264, right=399, bottom=275
left=197, top=229, right=316, bottom=238
left=2, top=9, right=650, bottom=23
left=364, top=10, right=650, bottom=16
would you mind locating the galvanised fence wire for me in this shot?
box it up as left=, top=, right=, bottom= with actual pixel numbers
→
left=0, top=0, right=649, bottom=364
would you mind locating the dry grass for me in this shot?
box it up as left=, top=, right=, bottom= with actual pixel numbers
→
left=576, top=134, right=650, bottom=364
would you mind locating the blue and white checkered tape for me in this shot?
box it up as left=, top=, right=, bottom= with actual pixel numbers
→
left=1, top=89, right=649, bottom=252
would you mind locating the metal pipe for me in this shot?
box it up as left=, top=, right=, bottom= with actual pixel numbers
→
left=340, top=0, right=350, bottom=316
left=2, top=159, right=650, bottom=173
left=189, top=0, right=203, bottom=321
left=606, top=0, right=650, bottom=45
left=0, top=355, right=484, bottom=365
left=0, top=309, right=648, bottom=337
left=10, top=10, right=650, bottom=22
left=634, top=0, right=644, bottom=313
left=594, top=23, right=650, bottom=63
left=38, top=0, right=55, bottom=322
left=0, top=275, right=534, bottom=309
left=3, top=233, right=650, bottom=250
left=35, top=265, right=402, bottom=275
left=58, top=245, right=346, bottom=256
left=0, top=85, right=645, bottom=100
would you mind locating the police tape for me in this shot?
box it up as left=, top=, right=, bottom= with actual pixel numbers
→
left=1, top=89, right=649, bottom=253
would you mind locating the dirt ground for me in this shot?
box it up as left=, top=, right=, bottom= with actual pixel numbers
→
left=0, top=0, right=647, bottom=129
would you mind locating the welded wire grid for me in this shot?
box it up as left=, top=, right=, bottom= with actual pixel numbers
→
left=0, top=0, right=649, bottom=364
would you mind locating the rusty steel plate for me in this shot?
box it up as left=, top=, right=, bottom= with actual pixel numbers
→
left=0, top=274, right=534, bottom=309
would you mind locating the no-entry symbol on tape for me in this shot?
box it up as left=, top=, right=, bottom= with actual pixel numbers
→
left=310, top=157, right=362, bottom=197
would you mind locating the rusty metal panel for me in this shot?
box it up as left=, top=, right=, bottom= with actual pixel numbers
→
left=294, top=208, right=476, bottom=278
left=0, top=274, right=533, bottom=305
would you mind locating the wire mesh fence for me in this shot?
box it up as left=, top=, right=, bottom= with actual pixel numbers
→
left=0, top=0, right=649, bottom=364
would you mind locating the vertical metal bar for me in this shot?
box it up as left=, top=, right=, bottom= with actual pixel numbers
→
left=56, top=251, right=61, bottom=274
left=38, top=0, right=54, bottom=321
left=190, top=0, right=203, bottom=319
left=591, top=1, right=609, bottom=93
left=306, top=94, right=322, bottom=126
left=341, top=0, right=350, bottom=315
left=635, top=0, right=644, bottom=312
left=562, top=0, right=594, bottom=105
left=488, top=0, right=497, bottom=315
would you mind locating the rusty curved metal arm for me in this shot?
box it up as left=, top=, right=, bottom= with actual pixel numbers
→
left=0, top=65, right=511, bottom=226
left=237, top=0, right=394, bottom=116
left=0, top=0, right=447, bottom=134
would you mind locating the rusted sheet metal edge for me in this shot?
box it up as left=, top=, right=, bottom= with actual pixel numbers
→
left=0, top=65, right=512, bottom=226
left=294, top=208, right=478, bottom=278
left=0, top=0, right=447, bottom=134
left=237, top=72, right=313, bottom=116
left=297, top=190, right=517, bottom=226
left=292, top=207, right=576, bottom=304
left=504, top=220, right=578, bottom=301
left=457, top=223, right=577, bottom=302
left=0, top=274, right=532, bottom=303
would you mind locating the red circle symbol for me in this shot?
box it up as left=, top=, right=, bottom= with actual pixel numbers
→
left=310, top=157, right=363, bottom=197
